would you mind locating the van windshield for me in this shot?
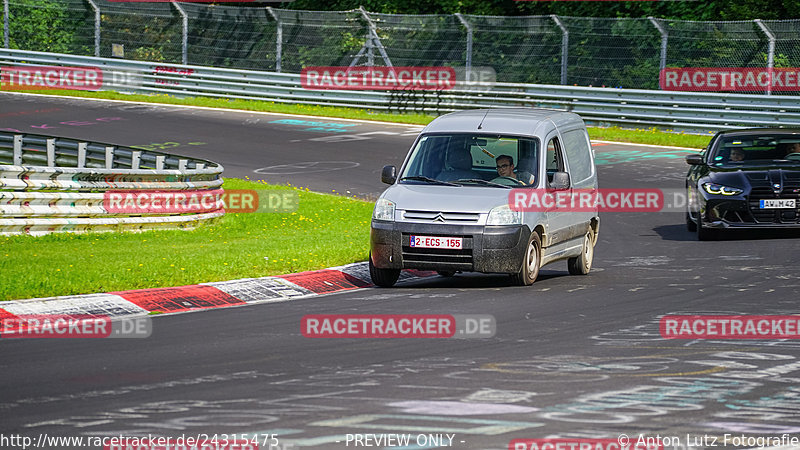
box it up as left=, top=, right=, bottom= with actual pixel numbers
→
left=400, top=134, right=540, bottom=187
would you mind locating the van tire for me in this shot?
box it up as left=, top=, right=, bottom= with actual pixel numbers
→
left=369, top=253, right=400, bottom=287
left=567, top=230, right=594, bottom=275
left=512, top=232, right=541, bottom=286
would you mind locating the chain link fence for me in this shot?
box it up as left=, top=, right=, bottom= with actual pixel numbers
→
left=3, top=0, right=800, bottom=92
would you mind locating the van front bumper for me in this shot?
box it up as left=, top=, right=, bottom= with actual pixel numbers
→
left=370, top=220, right=530, bottom=274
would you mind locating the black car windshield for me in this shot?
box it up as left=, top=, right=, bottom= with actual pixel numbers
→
left=399, top=134, right=539, bottom=187
left=711, top=135, right=800, bottom=167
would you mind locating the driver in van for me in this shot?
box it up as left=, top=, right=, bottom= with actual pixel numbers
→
left=495, top=155, right=534, bottom=184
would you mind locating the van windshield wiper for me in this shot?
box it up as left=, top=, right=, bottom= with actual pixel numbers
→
left=453, top=178, right=512, bottom=189
left=399, top=176, right=459, bottom=186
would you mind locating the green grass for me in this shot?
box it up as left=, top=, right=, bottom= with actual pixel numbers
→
left=22, top=89, right=711, bottom=148
left=0, top=178, right=374, bottom=301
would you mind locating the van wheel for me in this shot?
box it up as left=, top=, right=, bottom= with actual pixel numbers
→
left=369, top=253, right=400, bottom=287
left=568, top=230, right=594, bottom=275
left=512, top=232, right=541, bottom=286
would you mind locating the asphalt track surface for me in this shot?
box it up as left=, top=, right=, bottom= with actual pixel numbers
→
left=3, top=93, right=800, bottom=450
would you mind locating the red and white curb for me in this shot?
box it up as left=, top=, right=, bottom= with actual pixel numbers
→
left=0, top=263, right=434, bottom=322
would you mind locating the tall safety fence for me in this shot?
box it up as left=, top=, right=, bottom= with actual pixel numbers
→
left=0, top=131, right=224, bottom=235
left=2, top=1, right=800, bottom=92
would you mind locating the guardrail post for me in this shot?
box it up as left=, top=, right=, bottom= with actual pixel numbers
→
left=105, top=146, right=114, bottom=169
left=77, top=143, right=87, bottom=168
left=551, top=15, right=568, bottom=85
left=755, top=19, right=775, bottom=96
left=131, top=151, right=141, bottom=170
left=47, top=139, right=56, bottom=167
left=156, top=155, right=165, bottom=170
left=649, top=17, right=668, bottom=88
left=86, top=0, right=100, bottom=57
left=171, top=1, right=188, bottom=65
left=179, top=159, right=187, bottom=171
left=3, top=0, right=9, bottom=48
left=267, top=7, right=282, bottom=73
left=12, top=134, right=22, bottom=165
left=455, top=13, right=473, bottom=83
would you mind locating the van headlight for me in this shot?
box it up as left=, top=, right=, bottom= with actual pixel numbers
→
left=487, top=204, right=522, bottom=225
left=373, top=198, right=395, bottom=221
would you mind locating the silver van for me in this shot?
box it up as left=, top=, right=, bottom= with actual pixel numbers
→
left=369, top=108, right=599, bottom=287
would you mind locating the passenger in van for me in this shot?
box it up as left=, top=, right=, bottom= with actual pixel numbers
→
left=494, top=155, right=534, bottom=185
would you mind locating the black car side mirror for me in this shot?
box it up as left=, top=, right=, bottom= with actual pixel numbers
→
left=550, top=171, right=570, bottom=190
left=685, top=154, right=705, bottom=165
left=381, top=165, right=397, bottom=184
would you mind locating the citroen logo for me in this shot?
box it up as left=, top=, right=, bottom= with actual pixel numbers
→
left=433, top=213, right=446, bottom=222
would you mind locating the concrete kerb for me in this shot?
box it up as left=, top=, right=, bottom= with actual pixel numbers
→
left=0, top=263, right=435, bottom=324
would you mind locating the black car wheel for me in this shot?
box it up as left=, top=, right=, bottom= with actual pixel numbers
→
left=696, top=210, right=715, bottom=241
left=686, top=211, right=697, bottom=232
left=369, top=253, right=401, bottom=287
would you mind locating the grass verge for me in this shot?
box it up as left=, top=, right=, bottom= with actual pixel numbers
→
left=0, top=178, right=373, bottom=302
left=19, top=89, right=712, bottom=149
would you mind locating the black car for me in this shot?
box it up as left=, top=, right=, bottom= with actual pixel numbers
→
left=686, top=128, right=800, bottom=240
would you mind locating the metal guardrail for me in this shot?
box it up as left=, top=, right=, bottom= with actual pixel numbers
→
left=0, top=130, right=224, bottom=235
left=3, top=49, right=800, bottom=134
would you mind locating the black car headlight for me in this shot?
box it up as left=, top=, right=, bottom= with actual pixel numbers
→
left=702, top=183, right=743, bottom=196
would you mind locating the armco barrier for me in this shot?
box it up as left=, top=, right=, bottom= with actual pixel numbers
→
left=0, top=131, right=224, bottom=235
left=3, top=49, right=800, bottom=133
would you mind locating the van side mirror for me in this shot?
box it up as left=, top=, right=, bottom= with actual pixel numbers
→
left=685, top=154, right=704, bottom=165
left=381, top=165, right=397, bottom=184
left=550, top=171, right=570, bottom=190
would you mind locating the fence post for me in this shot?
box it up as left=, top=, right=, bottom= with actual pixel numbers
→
left=455, top=13, right=473, bottom=83
left=267, top=7, right=282, bottom=72
left=86, top=0, right=100, bottom=57
left=350, top=7, right=392, bottom=68
left=649, top=17, right=668, bottom=89
left=551, top=15, right=568, bottom=85
left=3, top=0, right=9, bottom=48
left=755, top=19, right=775, bottom=96
left=171, top=1, right=188, bottom=65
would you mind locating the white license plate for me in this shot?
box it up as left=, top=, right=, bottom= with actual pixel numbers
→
left=760, top=199, right=796, bottom=209
left=410, top=235, right=463, bottom=250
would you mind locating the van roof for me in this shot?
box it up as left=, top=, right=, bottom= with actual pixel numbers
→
left=422, top=108, right=584, bottom=136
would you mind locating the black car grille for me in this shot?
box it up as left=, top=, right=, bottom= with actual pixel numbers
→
left=746, top=172, right=800, bottom=224
left=401, top=233, right=473, bottom=265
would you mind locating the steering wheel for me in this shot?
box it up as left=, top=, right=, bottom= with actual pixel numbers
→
left=491, top=176, right=526, bottom=186
left=785, top=152, right=800, bottom=161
